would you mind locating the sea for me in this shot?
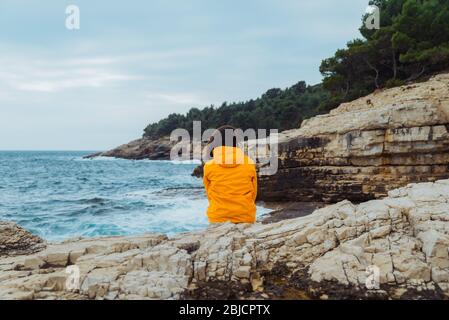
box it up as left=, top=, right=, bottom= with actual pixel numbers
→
left=0, top=151, right=271, bottom=242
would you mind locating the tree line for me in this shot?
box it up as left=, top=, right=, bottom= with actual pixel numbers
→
left=320, top=0, right=449, bottom=111
left=144, top=83, right=328, bottom=138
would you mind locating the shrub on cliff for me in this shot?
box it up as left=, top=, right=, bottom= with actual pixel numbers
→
left=320, top=0, right=449, bottom=112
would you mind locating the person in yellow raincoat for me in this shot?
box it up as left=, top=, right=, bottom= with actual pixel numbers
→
left=203, top=126, right=257, bottom=224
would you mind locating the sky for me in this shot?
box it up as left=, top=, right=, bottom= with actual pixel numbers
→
left=0, top=0, right=370, bottom=151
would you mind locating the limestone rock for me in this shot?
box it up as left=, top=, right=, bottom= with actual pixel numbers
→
left=84, top=137, right=202, bottom=161
left=258, top=73, right=449, bottom=203
left=84, top=137, right=174, bottom=160
left=1, top=179, right=449, bottom=299
left=0, top=222, right=46, bottom=257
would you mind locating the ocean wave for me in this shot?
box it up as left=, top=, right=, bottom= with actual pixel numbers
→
left=76, top=156, right=124, bottom=162
left=0, top=151, right=269, bottom=242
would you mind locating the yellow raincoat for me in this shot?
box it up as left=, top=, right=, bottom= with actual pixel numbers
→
left=203, top=146, right=257, bottom=223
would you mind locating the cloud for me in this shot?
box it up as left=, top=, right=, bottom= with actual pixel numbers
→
left=145, top=92, right=209, bottom=106
left=0, top=0, right=368, bottom=150
left=0, top=55, right=140, bottom=93
left=0, top=44, right=217, bottom=94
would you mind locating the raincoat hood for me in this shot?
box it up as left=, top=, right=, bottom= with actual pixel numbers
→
left=212, top=146, right=247, bottom=168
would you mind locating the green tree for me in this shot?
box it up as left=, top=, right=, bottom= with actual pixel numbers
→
left=320, top=0, right=449, bottom=112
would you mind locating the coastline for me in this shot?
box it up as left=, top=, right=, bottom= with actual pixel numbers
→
left=3, top=73, right=448, bottom=300
left=1, top=179, right=449, bottom=300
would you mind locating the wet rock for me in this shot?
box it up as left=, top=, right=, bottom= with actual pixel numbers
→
left=191, top=164, right=204, bottom=178
left=0, top=222, right=46, bottom=257
left=260, top=202, right=326, bottom=224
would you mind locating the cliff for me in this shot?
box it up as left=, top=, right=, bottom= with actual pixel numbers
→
left=84, top=137, right=174, bottom=160
left=258, top=73, right=449, bottom=203
left=1, top=179, right=449, bottom=300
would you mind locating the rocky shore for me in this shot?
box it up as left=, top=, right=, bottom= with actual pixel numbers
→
left=259, top=73, right=449, bottom=203
left=84, top=137, right=175, bottom=160
left=1, top=179, right=449, bottom=300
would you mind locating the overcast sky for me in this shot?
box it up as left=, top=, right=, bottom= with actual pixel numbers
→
left=0, top=0, right=369, bottom=150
